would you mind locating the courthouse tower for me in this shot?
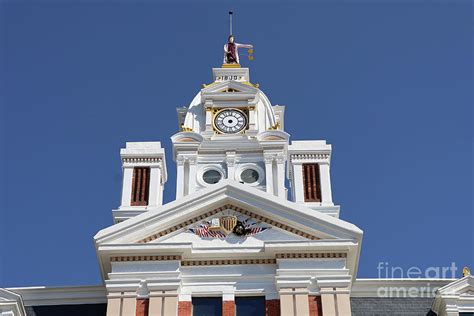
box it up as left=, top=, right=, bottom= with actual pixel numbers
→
left=3, top=24, right=471, bottom=316
left=94, top=38, right=363, bottom=316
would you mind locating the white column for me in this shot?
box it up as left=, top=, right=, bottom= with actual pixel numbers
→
left=336, top=291, right=352, bottom=315
left=148, top=166, right=162, bottom=207
left=122, top=293, right=137, bottom=316
left=226, top=152, right=236, bottom=181
left=246, top=105, right=258, bottom=137
left=176, top=156, right=185, bottom=199
left=276, top=155, right=286, bottom=198
left=279, top=288, right=294, bottom=315
left=121, top=166, right=134, bottom=208
left=292, top=163, right=305, bottom=203
left=163, top=294, right=178, bottom=315
left=248, top=106, right=256, bottom=130
left=264, top=155, right=274, bottom=195
left=188, top=157, right=197, bottom=194
left=295, top=290, right=310, bottom=315
left=149, top=295, right=163, bottom=316
left=205, top=105, right=213, bottom=132
left=279, top=288, right=310, bottom=316
left=319, top=162, right=333, bottom=205
left=320, top=288, right=336, bottom=316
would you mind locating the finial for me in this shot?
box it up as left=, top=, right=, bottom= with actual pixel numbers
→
left=463, top=266, right=471, bottom=277
left=229, top=11, right=233, bottom=36
left=136, top=280, right=150, bottom=298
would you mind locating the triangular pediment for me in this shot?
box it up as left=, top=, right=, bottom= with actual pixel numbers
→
left=95, top=180, right=362, bottom=246
left=201, top=80, right=258, bottom=95
left=0, top=289, right=26, bottom=316
left=437, top=275, right=474, bottom=295
left=150, top=207, right=311, bottom=246
left=94, top=180, right=363, bottom=281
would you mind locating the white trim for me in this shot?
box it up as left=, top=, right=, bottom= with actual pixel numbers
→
left=5, top=286, right=106, bottom=306
left=94, top=180, right=364, bottom=283
left=431, top=275, right=474, bottom=315
left=0, top=289, right=26, bottom=316
left=197, top=165, right=226, bottom=187
left=4, top=278, right=458, bottom=307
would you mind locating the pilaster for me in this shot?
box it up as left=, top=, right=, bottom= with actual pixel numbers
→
left=176, top=156, right=185, bottom=199
left=276, top=155, right=286, bottom=198
left=319, top=287, right=352, bottom=316
left=279, top=288, right=310, bottom=316
left=319, top=162, right=333, bottom=205
left=264, top=155, right=274, bottom=195
left=121, top=166, right=134, bottom=207
left=225, top=152, right=236, bottom=181
left=187, top=156, right=197, bottom=194
left=148, top=166, right=163, bottom=206
left=292, top=163, right=304, bottom=203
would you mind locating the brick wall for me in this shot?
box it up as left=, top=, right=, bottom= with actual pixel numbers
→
left=350, top=297, right=434, bottom=315
left=308, top=295, right=322, bottom=316
left=265, top=299, right=280, bottom=316
left=178, top=301, right=192, bottom=316
left=135, top=299, right=149, bottom=316
left=223, top=301, right=236, bottom=316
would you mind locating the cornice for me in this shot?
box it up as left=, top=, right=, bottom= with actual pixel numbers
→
left=6, top=285, right=106, bottom=306
left=122, top=157, right=162, bottom=163
left=0, top=288, right=26, bottom=316
left=289, top=153, right=330, bottom=162
left=351, top=278, right=455, bottom=298
left=5, top=278, right=456, bottom=307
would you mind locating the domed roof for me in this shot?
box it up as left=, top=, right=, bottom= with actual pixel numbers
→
left=182, top=68, right=278, bottom=135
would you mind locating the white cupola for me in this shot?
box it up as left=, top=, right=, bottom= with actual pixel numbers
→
left=172, top=66, right=288, bottom=200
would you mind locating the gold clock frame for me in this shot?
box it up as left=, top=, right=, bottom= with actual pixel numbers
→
left=212, top=108, right=249, bottom=134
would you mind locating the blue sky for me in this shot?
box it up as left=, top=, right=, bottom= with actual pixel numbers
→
left=1, top=1, right=472, bottom=287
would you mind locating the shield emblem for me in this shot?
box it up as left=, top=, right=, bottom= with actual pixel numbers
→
left=220, top=216, right=237, bottom=234
left=208, top=218, right=221, bottom=231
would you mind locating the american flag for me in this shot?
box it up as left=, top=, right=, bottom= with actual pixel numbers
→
left=189, top=224, right=226, bottom=238
left=247, top=225, right=268, bottom=236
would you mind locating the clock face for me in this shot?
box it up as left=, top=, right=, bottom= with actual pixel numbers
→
left=213, top=109, right=248, bottom=134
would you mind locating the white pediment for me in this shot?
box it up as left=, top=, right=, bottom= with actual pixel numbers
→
left=95, top=181, right=363, bottom=280
left=154, top=208, right=309, bottom=247
left=432, top=275, right=474, bottom=315
left=200, top=81, right=259, bottom=104
left=201, top=80, right=258, bottom=95
left=437, top=275, right=474, bottom=295
left=95, top=181, right=362, bottom=246
left=0, top=289, right=26, bottom=316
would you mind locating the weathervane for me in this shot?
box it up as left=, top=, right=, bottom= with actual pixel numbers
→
left=223, top=11, right=254, bottom=66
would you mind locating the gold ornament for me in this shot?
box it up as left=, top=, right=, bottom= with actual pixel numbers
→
left=463, top=266, right=471, bottom=277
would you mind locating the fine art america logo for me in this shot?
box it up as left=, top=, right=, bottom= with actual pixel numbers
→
left=375, top=261, right=460, bottom=297
left=188, top=210, right=269, bottom=238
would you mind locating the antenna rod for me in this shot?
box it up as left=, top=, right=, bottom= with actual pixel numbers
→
left=229, top=11, right=233, bottom=35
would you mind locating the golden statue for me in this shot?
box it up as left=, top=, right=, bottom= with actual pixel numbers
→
left=462, top=266, right=471, bottom=277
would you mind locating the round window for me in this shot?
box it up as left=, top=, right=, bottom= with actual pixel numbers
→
left=240, top=169, right=259, bottom=184
left=202, top=169, right=222, bottom=184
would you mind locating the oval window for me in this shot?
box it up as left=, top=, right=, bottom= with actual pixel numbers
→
left=241, top=169, right=259, bottom=184
left=202, top=169, right=222, bottom=184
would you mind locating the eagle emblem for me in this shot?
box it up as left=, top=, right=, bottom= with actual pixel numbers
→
left=188, top=210, right=269, bottom=239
